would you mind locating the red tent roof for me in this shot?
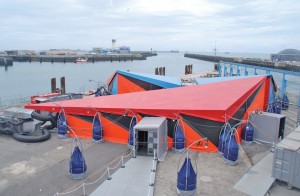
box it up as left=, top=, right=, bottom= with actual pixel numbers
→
left=25, top=76, right=266, bottom=122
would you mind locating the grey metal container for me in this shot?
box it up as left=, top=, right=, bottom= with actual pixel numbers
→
left=4, top=107, right=34, bottom=119
left=272, top=127, right=300, bottom=189
left=251, top=112, right=285, bottom=145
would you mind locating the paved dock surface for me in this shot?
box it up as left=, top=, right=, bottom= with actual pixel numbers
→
left=154, top=148, right=252, bottom=196
left=0, top=134, right=128, bottom=196
left=91, top=156, right=155, bottom=196
left=1, top=95, right=300, bottom=196
left=154, top=144, right=300, bottom=195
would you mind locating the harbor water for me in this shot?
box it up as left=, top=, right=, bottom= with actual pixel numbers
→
left=0, top=52, right=299, bottom=106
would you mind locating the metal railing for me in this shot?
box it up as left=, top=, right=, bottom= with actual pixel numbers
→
left=218, top=61, right=300, bottom=127
left=0, top=96, right=31, bottom=108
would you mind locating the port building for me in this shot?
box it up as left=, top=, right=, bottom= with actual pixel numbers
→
left=271, top=49, right=300, bottom=62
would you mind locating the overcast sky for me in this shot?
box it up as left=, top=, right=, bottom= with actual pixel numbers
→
left=0, top=0, right=299, bottom=53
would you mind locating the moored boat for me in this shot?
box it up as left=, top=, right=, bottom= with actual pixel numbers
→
left=75, top=58, right=88, bottom=63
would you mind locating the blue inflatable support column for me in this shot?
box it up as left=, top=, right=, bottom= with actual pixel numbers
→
left=241, top=122, right=254, bottom=145
left=177, top=156, right=197, bottom=196
left=217, top=124, right=230, bottom=157
left=281, top=94, right=289, bottom=110
left=69, top=144, right=87, bottom=180
left=273, top=98, right=282, bottom=114
left=172, top=120, right=185, bottom=153
left=280, top=74, right=288, bottom=110
left=92, top=113, right=104, bottom=143
left=223, top=133, right=239, bottom=166
left=128, top=117, right=136, bottom=149
left=57, top=112, right=69, bottom=139
left=267, top=102, right=274, bottom=113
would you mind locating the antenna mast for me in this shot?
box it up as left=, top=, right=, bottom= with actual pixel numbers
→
left=213, top=41, right=217, bottom=56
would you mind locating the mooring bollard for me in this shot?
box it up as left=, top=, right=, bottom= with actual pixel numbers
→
left=121, top=157, right=125, bottom=168
left=107, top=168, right=112, bottom=180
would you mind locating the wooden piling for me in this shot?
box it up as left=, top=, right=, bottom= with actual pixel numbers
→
left=214, top=63, right=219, bottom=71
left=51, top=78, right=56, bottom=93
left=155, top=67, right=158, bottom=75
left=60, top=77, right=66, bottom=94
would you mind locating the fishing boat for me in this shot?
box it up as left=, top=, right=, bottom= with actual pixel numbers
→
left=75, top=58, right=88, bottom=63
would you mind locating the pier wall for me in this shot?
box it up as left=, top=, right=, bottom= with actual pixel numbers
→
left=184, top=53, right=274, bottom=66
left=184, top=53, right=300, bottom=72
left=0, top=57, right=13, bottom=66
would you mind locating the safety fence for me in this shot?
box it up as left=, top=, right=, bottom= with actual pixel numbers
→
left=54, top=149, right=134, bottom=196
left=148, top=150, right=158, bottom=196
left=0, top=96, right=30, bottom=108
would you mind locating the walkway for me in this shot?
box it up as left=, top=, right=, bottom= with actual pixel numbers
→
left=91, top=156, right=156, bottom=196
left=233, top=153, right=275, bottom=196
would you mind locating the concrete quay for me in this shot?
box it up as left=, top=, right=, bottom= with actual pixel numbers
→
left=0, top=133, right=129, bottom=196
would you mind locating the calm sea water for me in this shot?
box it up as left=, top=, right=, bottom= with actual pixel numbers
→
left=0, top=52, right=299, bottom=105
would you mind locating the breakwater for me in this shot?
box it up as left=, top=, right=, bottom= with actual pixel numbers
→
left=184, top=53, right=300, bottom=72
left=2, top=52, right=157, bottom=63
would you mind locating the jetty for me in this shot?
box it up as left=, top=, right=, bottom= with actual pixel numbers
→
left=1, top=52, right=157, bottom=63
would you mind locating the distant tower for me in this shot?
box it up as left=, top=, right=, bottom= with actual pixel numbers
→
left=112, top=39, right=116, bottom=49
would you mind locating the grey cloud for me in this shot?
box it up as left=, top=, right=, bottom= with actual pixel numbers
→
left=0, top=0, right=299, bottom=53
